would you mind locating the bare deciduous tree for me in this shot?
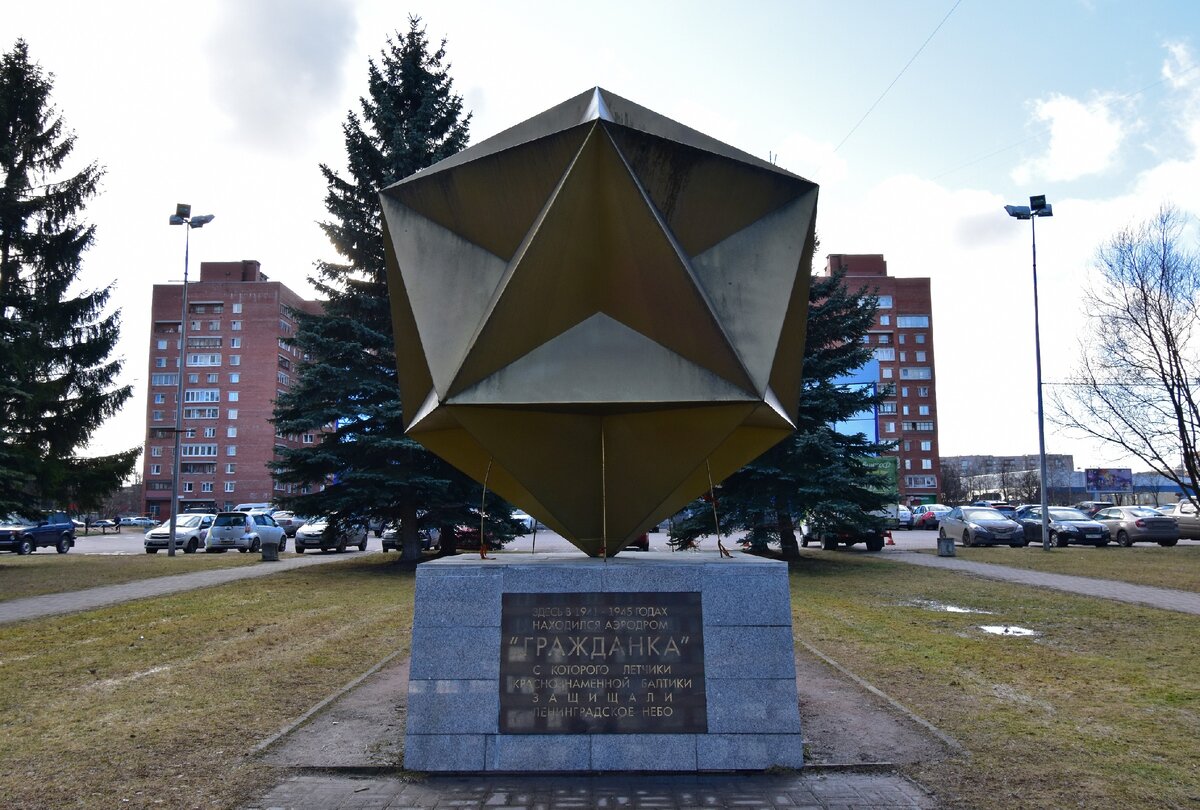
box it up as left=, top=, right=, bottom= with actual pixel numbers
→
left=1052, top=205, right=1199, bottom=507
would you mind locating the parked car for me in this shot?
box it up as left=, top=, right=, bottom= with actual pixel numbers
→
left=1155, top=500, right=1200, bottom=541
left=912, top=504, right=951, bottom=529
left=144, top=513, right=215, bottom=554
left=939, top=506, right=1025, bottom=547
left=91, top=519, right=117, bottom=531
left=801, top=512, right=889, bottom=552
left=1014, top=505, right=1111, bottom=547
left=0, top=511, right=76, bottom=554
left=381, top=523, right=437, bottom=552
left=271, top=511, right=305, bottom=537
left=206, top=511, right=286, bottom=553
left=119, top=516, right=156, bottom=527
left=1092, top=506, right=1180, bottom=547
left=295, top=515, right=368, bottom=553
left=1072, top=501, right=1115, bottom=517
left=895, top=504, right=913, bottom=530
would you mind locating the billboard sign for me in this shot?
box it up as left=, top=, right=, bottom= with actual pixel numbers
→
left=1084, top=468, right=1133, bottom=493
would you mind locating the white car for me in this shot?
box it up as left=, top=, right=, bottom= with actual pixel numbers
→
left=206, top=511, right=286, bottom=553
left=294, top=515, right=368, bottom=553
left=144, top=513, right=215, bottom=554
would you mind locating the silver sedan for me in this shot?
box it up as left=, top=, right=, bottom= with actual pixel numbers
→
left=1093, top=506, right=1180, bottom=547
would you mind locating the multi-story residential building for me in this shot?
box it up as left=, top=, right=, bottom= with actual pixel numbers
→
left=141, top=260, right=321, bottom=519
left=824, top=254, right=941, bottom=505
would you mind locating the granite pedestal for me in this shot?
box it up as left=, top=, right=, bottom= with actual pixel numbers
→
left=404, top=551, right=803, bottom=772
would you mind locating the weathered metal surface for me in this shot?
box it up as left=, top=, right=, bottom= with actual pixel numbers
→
left=499, top=591, right=706, bottom=734
left=381, top=87, right=817, bottom=556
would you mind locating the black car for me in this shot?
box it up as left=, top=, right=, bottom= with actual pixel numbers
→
left=1015, top=506, right=1111, bottom=547
left=0, top=511, right=76, bottom=554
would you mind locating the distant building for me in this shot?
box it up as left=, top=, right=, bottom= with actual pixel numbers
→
left=825, top=254, right=941, bottom=504
left=944, top=454, right=1075, bottom=479
left=140, top=260, right=321, bottom=519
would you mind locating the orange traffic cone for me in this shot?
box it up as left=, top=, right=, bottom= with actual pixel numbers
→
left=885, top=530, right=895, bottom=545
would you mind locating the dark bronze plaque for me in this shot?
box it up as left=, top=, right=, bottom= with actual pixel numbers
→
left=500, top=591, right=706, bottom=734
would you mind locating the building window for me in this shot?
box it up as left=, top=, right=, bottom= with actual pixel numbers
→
left=899, top=351, right=907, bottom=362
left=227, top=427, right=237, bottom=438
left=203, top=427, right=216, bottom=438
left=922, top=459, right=933, bottom=470
left=898, top=334, right=906, bottom=344
left=156, top=339, right=167, bottom=350
left=151, top=446, right=163, bottom=457
left=232, top=303, right=242, bottom=314
left=228, top=391, right=239, bottom=402
left=205, top=373, right=218, bottom=383
left=228, top=409, right=238, bottom=420
left=879, top=402, right=896, bottom=414
left=229, top=372, right=240, bottom=383
left=915, top=351, right=927, bottom=362
left=154, top=357, right=166, bottom=368
left=207, top=320, right=220, bottom=331
left=277, top=371, right=290, bottom=385
left=230, top=337, right=241, bottom=349
left=900, top=387, right=909, bottom=398
left=183, top=407, right=219, bottom=419
left=897, top=315, right=930, bottom=328
left=879, top=315, right=890, bottom=326
left=181, top=444, right=217, bottom=457
left=915, top=334, right=926, bottom=344
left=188, top=373, right=199, bottom=384
left=904, top=475, right=937, bottom=488
left=902, top=405, right=910, bottom=416
left=186, top=353, right=221, bottom=367
left=182, top=482, right=193, bottom=493
left=920, top=440, right=932, bottom=451
left=225, top=463, right=236, bottom=474
left=152, top=410, right=163, bottom=421
left=184, top=389, right=220, bottom=403
left=899, top=367, right=932, bottom=380
left=231, top=320, right=242, bottom=331
left=191, top=320, right=201, bottom=332
left=915, top=421, right=934, bottom=431
left=226, top=445, right=237, bottom=456
left=903, top=440, right=912, bottom=451
left=201, top=482, right=214, bottom=493
left=877, top=295, right=893, bottom=308
left=150, top=464, right=161, bottom=475
left=884, top=422, right=895, bottom=433
left=225, top=481, right=236, bottom=493
left=153, top=393, right=165, bottom=404
left=184, top=428, right=196, bottom=438
left=904, top=459, right=911, bottom=470
left=874, top=348, right=895, bottom=362
left=881, top=367, right=893, bottom=379
left=918, top=386, right=930, bottom=397
left=860, top=335, right=870, bottom=344
left=151, top=374, right=178, bottom=386
left=877, top=334, right=890, bottom=345
left=918, top=405, right=930, bottom=416
left=229, top=355, right=240, bottom=366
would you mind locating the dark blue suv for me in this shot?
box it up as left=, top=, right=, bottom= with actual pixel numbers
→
left=0, top=511, right=76, bottom=554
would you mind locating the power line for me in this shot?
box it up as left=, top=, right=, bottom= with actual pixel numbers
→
left=831, top=0, right=965, bottom=156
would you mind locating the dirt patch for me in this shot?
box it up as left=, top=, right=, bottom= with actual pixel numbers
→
left=260, top=648, right=953, bottom=769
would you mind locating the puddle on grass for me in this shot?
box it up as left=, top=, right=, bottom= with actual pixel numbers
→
left=904, top=599, right=993, bottom=615
left=979, top=625, right=1039, bottom=637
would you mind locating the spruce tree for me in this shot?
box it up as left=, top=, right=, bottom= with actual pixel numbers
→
left=0, top=39, right=136, bottom=518
left=273, top=19, right=520, bottom=557
left=671, top=266, right=895, bottom=558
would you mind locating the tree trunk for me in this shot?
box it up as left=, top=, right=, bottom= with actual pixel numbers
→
left=400, top=497, right=421, bottom=560
left=777, top=507, right=800, bottom=559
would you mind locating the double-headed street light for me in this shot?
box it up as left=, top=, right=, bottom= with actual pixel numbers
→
left=1005, top=194, right=1053, bottom=551
left=166, top=204, right=215, bottom=556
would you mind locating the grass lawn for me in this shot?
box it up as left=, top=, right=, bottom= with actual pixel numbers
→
left=792, top=550, right=1200, bottom=809
left=913, top=543, right=1200, bottom=593
left=0, top=554, right=415, bottom=810
left=0, top=551, right=273, bottom=602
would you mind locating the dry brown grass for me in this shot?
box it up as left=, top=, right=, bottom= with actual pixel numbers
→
left=915, top=542, right=1200, bottom=592
left=0, top=554, right=415, bottom=809
left=0, top=551, right=267, bottom=602
left=792, top=551, right=1200, bottom=809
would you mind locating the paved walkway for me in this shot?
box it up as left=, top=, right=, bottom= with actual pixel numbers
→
left=247, top=771, right=934, bottom=809
left=886, top=550, right=1200, bottom=615
left=0, top=552, right=363, bottom=625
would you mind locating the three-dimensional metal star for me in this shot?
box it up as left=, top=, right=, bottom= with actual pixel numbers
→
left=381, top=87, right=817, bottom=556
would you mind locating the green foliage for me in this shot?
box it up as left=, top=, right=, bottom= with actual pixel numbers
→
left=272, top=19, right=519, bottom=551
left=0, top=39, right=136, bottom=517
left=676, top=266, right=895, bottom=554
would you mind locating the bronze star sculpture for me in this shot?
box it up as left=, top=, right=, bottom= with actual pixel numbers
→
left=381, top=87, right=817, bottom=557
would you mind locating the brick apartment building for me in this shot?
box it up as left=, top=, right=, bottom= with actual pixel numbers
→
left=824, top=254, right=942, bottom=505
left=141, top=260, right=321, bottom=519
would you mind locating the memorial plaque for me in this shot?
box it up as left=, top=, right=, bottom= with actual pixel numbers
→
left=500, top=592, right=707, bottom=734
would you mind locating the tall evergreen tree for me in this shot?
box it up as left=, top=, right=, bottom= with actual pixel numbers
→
left=672, top=266, right=895, bottom=558
left=0, top=39, right=136, bottom=518
left=273, top=19, right=520, bottom=557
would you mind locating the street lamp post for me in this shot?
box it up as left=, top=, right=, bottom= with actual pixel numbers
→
left=1005, top=195, right=1053, bottom=551
left=167, top=204, right=215, bottom=556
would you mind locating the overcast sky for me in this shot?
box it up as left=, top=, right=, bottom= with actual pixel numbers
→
left=4, top=0, right=1200, bottom=474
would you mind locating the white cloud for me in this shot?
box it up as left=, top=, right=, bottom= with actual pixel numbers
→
left=1162, top=41, right=1198, bottom=90
left=206, top=0, right=356, bottom=151
left=1011, top=93, right=1126, bottom=184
